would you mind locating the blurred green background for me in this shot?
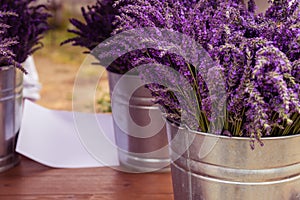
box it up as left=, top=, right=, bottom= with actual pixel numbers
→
left=34, top=0, right=111, bottom=113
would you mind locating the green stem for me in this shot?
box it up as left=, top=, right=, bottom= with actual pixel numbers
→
left=282, top=113, right=299, bottom=135
left=291, top=115, right=300, bottom=134
left=186, top=63, right=208, bottom=131
left=270, top=112, right=279, bottom=136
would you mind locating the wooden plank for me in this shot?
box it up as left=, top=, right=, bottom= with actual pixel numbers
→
left=0, top=157, right=173, bottom=200
left=0, top=194, right=173, bottom=200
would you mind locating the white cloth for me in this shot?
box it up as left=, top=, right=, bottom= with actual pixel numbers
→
left=16, top=100, right=119, bottom=168
left=23, top=56, right=41, bottom=101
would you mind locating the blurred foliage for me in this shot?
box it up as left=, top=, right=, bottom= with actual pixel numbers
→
left=35, top=4, right=111, bottom=113
left=36, top=28, right=87, bottom=65
left=97, top=93, right=112, bottom=113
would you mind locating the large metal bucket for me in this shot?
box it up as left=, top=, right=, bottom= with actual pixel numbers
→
left=167, top=121, right=300, bottom=200
left=0, top=66, right=23, bottom=173
left=108, top=71, right=170, bottom=172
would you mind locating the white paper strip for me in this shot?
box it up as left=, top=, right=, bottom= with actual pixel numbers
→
left=16, top=100, right=119, bottom=168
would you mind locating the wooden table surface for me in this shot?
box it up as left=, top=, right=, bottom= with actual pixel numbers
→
left=0, top=156, right=174, bottom=200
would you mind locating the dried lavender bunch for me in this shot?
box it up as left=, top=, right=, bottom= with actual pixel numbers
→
left=0, top=0, right=50, bottom=67
left=63, top=0, right=199, bottom=73
left=247, top=0, right=300, bottom=61
left=63, top=0, right=116, bottom=51
left=62, top=0, right=131, bottom=73
left=111, top=0, right=300, bottom=147
left=64, top=0, right=198, bottom=49
left=112, top=0, right=247, bottom=126
left=0, top=11, right=22, bottom=70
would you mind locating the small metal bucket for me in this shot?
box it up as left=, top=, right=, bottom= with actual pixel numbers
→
left=108, top=71, right=170, bottom=172
left=0, top=66, right=23, bottom=173
left=167, top=121, right=300, bottom=200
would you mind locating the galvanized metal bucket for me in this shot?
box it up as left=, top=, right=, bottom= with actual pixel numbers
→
left=167, top=121, right=300, bottom=200
left=0, top=66, right=23, bottom=173
left=108, top=71, right=170, bottom=172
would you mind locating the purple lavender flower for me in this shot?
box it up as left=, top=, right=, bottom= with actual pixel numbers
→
left=63, top=0, right=117, bottom=51
left=64, top=0, right=300, bottom=146
left=0, top=11, right=22, bottom=71
left=111, top=0, right=300, bottom=148
left=63, top=0, right=200, bottom=73
left=0, top=0, right=50, bottom=70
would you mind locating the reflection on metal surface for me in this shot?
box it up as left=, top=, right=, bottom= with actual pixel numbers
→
left=167, top=121, right=300, bottom=200
left=0, top=66, right=22, bottom=173
left=109, top=71, right=170, bottom=172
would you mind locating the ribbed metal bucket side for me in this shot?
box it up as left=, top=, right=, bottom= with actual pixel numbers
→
left=0, top=66, right=22, bottom=173
left=108, top=71, right=170, bottom=172
left=167, top=121, right=300, bottom=200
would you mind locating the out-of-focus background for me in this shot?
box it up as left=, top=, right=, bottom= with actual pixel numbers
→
left=34, top=0, right=111, bottom=112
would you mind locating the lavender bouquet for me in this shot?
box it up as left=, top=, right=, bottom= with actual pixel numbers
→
left=63, top=0, right=199, bottom=73
left=0, top=11, right=21, bottom=70
left=0, top=0, right=50, bottom=72
left=63, top=0, right=116, bottom=51
left=111, top=0, right=300, bottom=147
left=62, top=0, right=129, bottom=73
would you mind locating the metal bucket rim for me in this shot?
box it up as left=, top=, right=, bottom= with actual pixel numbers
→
left=166, top=118, right=300, bottom=142
left=0, top=65, right=14, bottom=71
